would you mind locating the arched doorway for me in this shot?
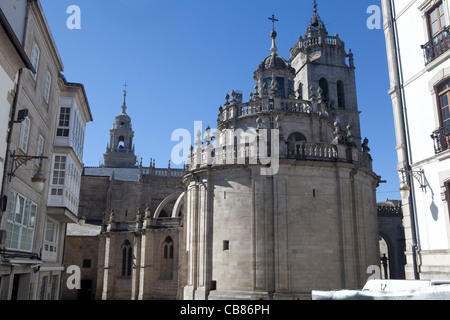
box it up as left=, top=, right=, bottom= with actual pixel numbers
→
left=379, top=236, right=390, bottom=280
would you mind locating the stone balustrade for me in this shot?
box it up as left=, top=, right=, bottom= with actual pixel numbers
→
left=219, top=96, right=330, bottom=125
left=186, top=140, right=372, bottom=171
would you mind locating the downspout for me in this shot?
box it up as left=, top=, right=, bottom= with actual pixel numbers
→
left=383, top=0, right=420, bottom=279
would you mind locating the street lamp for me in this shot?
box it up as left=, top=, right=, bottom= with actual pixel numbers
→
left=31, top=170, right=46, bottom=193
left=399, top=181, right=411, bottom=200
left=398, top=168, right=425, bottom=199
left=7, top=150, right=48, bottom=193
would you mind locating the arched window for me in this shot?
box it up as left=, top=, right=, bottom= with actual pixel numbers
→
left=287, top=133, right=307, bottom=156
left=319, top=78, right=329, bottom=100
left=121, top=240, right=132, bottom=277
left=263, top=77, right=286, bottom=98
left=337, top=80, right=345, bottom=110
left=118, top=136, right=125, bottom=149
left=160, top=236, right=174, bottom=280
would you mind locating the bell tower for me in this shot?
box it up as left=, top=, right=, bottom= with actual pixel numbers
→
left=290, top=0, right=361, bottom=147
left=103, top=87, right=137, bottom=168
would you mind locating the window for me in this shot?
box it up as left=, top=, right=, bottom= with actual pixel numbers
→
left=337, top=81, right=345, bottom=110
left=223, top=240, right=230, bottom=251
left=423, top=2, right=450, bottom=65
left=57, top=107, right=70, bottom=137
left=50, top=275, right=59, bottom=300
left=43, top=219, right=59, bottom=262
left=432, top=80, right=450, bottom=153
left=428, top=2, right=446, bottom=37
left=31, top=43, right=39, bottom=80
left=52, top=155, right=66, bottom=186
left=121, top=240, right=132, bottom=277
left=44, top=72, right=51, bottom=103
left=5, top=192, right=37, bottom=252
left=263, top=77, right=286, bottom=98
left=36, top=135, right=44, bottom=167
left=71, top=109, right=85, bottom=158
left=319, top=78, right=329, bottom=100
left=19, top=117, right=30, bottom=152
left=83, top=259, right=91, bottom=268
left=160, top=237, right=174, bottom=280
left=439, top=81, right=450, bottom=130
left=39, top=276, right=48, bottom=300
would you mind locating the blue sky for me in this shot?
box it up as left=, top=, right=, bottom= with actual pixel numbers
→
left=40, top=0, right=400, bottom=201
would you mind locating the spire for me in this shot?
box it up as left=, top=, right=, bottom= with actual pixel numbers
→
left=122, top=82, right=128, bottom=114
left=268, top=14, right=279, bottom=55
left=307, top=0, right=326, bottom=33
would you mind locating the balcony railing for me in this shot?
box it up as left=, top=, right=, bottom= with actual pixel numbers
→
left=421, top=26, right=450, bottom=65
left=431, top=126, right=450, bottom=154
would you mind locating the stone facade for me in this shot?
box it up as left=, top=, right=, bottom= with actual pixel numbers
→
left=181, top=3, right=380, bottom=300
left=62, top=98, right=184, bottom=300
left=63, top=2, right=383, bottom=301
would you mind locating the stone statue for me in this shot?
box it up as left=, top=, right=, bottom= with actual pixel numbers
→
left=362, top=137, right=371, bottom=153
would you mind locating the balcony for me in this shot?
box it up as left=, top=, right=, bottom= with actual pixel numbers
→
left=421, top=26, right=450, bottom=65
left=431, top=126, right=450, bottom=154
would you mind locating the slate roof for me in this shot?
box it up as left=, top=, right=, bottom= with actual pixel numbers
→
left=67, top=220, right=102, bottom=236
left=83, top=167, right=140, bottom=181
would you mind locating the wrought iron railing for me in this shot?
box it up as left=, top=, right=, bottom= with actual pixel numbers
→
left=421, top=26, right=450, bottom=65
left=431, top=126, right=450, bottom=154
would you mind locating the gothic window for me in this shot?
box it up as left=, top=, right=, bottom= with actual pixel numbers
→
left=319, top=78, right=329, bottom=100
left=121, top=240, right=132, bottom=277
left=160, top=236, right=174, bottom=280
left=337, top=80, right=345, bottom=110
left=287, top=133, right=307, bottom=156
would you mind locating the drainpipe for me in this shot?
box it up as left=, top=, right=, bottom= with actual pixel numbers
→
left=382, top=0, right=420, bottom=279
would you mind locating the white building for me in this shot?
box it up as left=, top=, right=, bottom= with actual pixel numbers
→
left=382, top=0, right=450, bottom=280
left=0, top=0, right=33, bottom=216
left=0, top=0, right=92, bottom=300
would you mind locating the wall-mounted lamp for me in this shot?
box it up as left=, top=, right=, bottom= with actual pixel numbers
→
left=10, top=109, right=29, bottom=124
left=7, top=150, right=48, bottom=193
left=398, top=168, right=425, bottom=200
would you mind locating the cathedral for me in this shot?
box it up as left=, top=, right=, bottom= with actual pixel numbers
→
left=62, top=2, right=380, bottom=300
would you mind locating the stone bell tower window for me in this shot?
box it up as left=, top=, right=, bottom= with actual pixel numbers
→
left=337, top=80, right=345, bottom=110
left=319, top=78, right=329, bottom=100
